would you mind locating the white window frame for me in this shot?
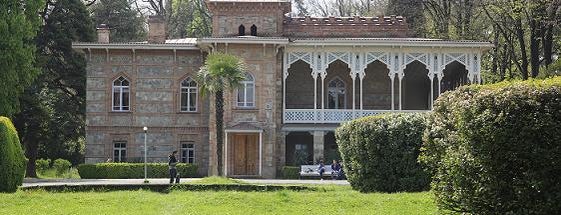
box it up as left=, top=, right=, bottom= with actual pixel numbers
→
left=180, top=77, right=198, bottom=112
left=113, top=141, right=127, bottom=162
left=180, top=141, right=195, bottom=164
left=327, top=77, right=347, bottom=109
left=237, top=73, right=255, bottom=108
left=112, top=76, right=130, bottom=111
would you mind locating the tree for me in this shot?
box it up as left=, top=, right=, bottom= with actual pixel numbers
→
left=90, top=0, right=146, bottom=42
left=167, top=0, right=212, bottom=38
left=196, top=53, right=246, bottom=176
left=0, top=117, right=26, bottom=193
left=387, top=0, right=425, bottom=37
left=13, top=0, right=94, bottom=177
left=0, top=0, right=43, bottom=118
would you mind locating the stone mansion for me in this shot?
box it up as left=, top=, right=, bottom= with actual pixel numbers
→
left=73, top=0, right=492, bottom=178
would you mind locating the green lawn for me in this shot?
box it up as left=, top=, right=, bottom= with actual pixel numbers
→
left=0, top=186, right=436, bottom=215
left=36, top=167, right=80, bottom=179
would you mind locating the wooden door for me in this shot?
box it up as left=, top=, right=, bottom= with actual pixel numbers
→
left=232, top=134, right=258, bottom=175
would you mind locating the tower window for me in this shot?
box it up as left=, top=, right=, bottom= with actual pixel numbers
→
left=238, top=25, right=245, bottom=36
left=250, top=25, right=257, bottom=36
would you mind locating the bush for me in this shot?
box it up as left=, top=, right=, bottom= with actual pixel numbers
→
left=78, top=163, right=198, bottom=179
left=420, top=77, right=561, bottom=214
left=281, top=166, right=300, bottom=179
left=0, top=117, right=26, bottom=192
left=336, top=113, right=430, bottom=193
left=53, top=159, right=71, bottom=176
left=35, top=159, right=51, bottom=174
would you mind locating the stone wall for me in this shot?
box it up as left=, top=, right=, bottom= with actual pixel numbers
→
left=207, top=1, right=290, bottom=37
left=207, top=43, right=283, bottom=178
left=85, top=49, right=210, bottom=176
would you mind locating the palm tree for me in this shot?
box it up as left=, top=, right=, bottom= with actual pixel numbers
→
left=196, top=52, right=246, bottom=176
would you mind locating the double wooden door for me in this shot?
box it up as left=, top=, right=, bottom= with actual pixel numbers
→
left=232, top=134, right=258, bottom=176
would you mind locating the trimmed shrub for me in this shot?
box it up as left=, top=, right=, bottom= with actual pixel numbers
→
left=35, top=158, right=51, bottom=174
left=420, top=77, right=561, bottom=214
left=53, top=159, right=71, bottom=176
left=78, top=163, right=198, bottom=179
left=281, top=166, right=300, bottom=179
left=0, top=117, right=26, bottom=192
left=336, top=113, right=430, bottom=193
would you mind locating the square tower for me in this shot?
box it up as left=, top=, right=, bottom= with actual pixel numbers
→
left=206, top=0, right=291, bottom=37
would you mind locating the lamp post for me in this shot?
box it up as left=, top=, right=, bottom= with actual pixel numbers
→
left=143, top=126, right=148, bottom=183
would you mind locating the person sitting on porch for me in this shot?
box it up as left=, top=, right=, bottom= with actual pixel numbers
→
left=330, top=160, right=341, bottom=180
left=318, top=160, right=325, bottom=180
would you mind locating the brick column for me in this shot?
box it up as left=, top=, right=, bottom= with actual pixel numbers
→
left=312, top=131, right=325, bottom=163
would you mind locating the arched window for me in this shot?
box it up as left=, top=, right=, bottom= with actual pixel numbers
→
left=238, top=25, right=245, bottom=36
left=250, top=25, right=257, bottom=36
left=328, top=77, right=346, bottom=109
left=180, top=77, right=198, bottom=112
left=237, top=73, right=255, bottom=107
left=112, top=76, right=130, bottom=111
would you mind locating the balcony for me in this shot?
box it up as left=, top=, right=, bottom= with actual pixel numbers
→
left=283, top=109, right=428, bottom=124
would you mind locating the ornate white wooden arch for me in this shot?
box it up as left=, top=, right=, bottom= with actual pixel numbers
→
left=438, top=52, right=474, bottom=82
left=399, top=52, right=433, bottom=80
left=285, top=52, right=314, bottom=79
left=359, top=52, right=391, bottom=78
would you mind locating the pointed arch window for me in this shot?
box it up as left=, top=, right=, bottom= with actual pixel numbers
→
left=250, top=25, right=257, bottom=36
left=112, top=76, right=130, bottom=111
left=328, top=77, right=346, bottom=109
left=180, top=77, right=198, bottom=112
left=237, top=73, right=255, bottom=107
left=238, top=25, right=246, bottom=36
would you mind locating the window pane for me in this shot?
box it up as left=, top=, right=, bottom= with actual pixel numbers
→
left=237, top=88, right=245, bottom=103
left=181, top=92, right=188, bottom=111
left=189, top=92, right=197, bottom=111
left=247, top=85, right=254, bottom=104
left=122, top=91, right=129, bottom=107
left=113, top=89, right=120, bottom=110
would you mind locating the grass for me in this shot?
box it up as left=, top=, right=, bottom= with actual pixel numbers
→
left=0, top=186, right=436, bottom=214
left=190, top=176, right=245, bottom=185
left=36, top=168, right=80, bottom=179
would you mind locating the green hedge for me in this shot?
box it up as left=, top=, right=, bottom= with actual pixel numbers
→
left=336, top=113, right=430, bottom=193
left=0, top=117, right=26, bottom=193
left=78, top=163, right=198, bottom=179
left=420, top=77, right=561, bottom=214
left=281, top=166, right=300, bottom=179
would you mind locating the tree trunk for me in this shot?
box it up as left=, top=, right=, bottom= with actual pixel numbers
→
left=24, top=140, right=38, bottom=178
left=529, top=19, right=541, bottom=78
left=515, top=19, right=529, bottom=80
left=215, top=90, right=224, bottom=176
left=542, top=24, right=553, bottom=67
left=491, top=25, right=499, bottom=76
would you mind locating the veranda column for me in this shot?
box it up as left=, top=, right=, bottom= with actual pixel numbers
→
left=320, top=72, right=327, bottom=121
left=351, top=73, right=356, bottom=116
left=358, top=71, right=365, bottom=111
left=313, top=71, right=318, bottom=122
left=312, top=131, right=325, bottom=163
left=429, top=75, right=434, bottom=109
left=283, top=52, right=288, bottom=123
left=398, top=72, right=404, bottom=110
left=390, top=73, right=395, bottom=110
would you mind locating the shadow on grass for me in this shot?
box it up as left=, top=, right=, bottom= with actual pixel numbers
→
left=21, top=183, right=315, bottom=194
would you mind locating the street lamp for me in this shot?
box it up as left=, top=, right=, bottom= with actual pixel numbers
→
left=143, top=126, right=148, bottom=183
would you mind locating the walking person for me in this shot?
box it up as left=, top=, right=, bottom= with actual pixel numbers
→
left=330, top=160, right=341, bottom=180
left=168, top=151, right=178, bottom=184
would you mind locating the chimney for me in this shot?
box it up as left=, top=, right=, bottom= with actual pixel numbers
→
left=96, top=24, right=110, bottom=43
left=148, top=16, right=166, bottom=43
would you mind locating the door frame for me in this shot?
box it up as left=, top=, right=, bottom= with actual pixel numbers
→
left=224, top=129, right=263, bottom=177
